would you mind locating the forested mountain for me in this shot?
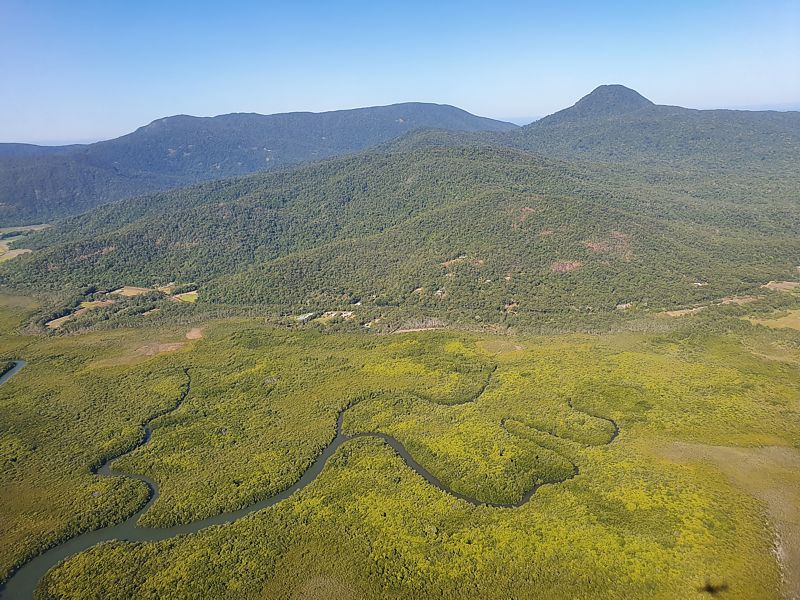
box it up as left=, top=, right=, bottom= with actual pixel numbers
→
left=2, top=85, right=798, bottom=327
left=507, top=85, right=800, bottom=168
left=378, top=85, right=800, bottom=172
left=4, top=85, right=797, bottom=228
left=2, top=142, right=797, bottom=326
left=0, top=103, right=516, bottom=225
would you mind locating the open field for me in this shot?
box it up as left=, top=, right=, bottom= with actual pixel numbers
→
left=0, top=225, right=50, bottom=236
left=0, top=239, right=32, bottom=264
left=763, top=281, right=800, bottom=292
left=1, top=295, right=799, bottom=598
left=45, top=300, right=117, bottom=329
left=747, top=310, right=800, bottom=331
left=0, top=248, right=32, bottom=263
left=0, top=225, right=50, bottom=264
left=661, top=443, right=800, bottom=599
left=172, top=291, right=198, bottom=303
left=110, top=286, right=154, bottom=298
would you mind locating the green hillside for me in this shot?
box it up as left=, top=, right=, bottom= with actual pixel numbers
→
left=2, top=85, right=800, bottom=599
left=0, top=104, right=516, bottom=225
left=507, top=85, right=800, bottom=169
left=3, top=143, right=797, bottom=328
left=2, top=86, right=798, bottom=329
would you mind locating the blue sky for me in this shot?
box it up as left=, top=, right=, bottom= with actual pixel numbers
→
left=2, top=0, right=799, bottom=143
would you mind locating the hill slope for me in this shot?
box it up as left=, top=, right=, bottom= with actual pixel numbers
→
left=3, top=86, right=798, bottom=328
left=507, top=85, right=800, bottom=168
left=3, top=143, right=797, bottom=327
left=0, top=103, right=516, bottom=225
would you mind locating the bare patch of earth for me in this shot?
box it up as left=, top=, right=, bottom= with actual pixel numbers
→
left=763, top=281, right=800, bottom=292
left=581, top=230, right=633, bottom=260
left=550, top=261, right=582, bottom=273
left=660, top=306, right=707, bottom=317
left=0, top=248, right=32, bottom=262
left=511, top=206, right=539, bottom=229
left=721, top=296, right=760, bottom=305
left=185, top=327, right=204, bottom=340
left=747, top=310, right=800, bottom=331
left=110, top=286, right=152, bottom=297
left=45, top=300, right=116, bottom=329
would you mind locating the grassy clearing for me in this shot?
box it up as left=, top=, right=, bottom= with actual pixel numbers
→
left=185, top=327, right=203, bottom=340
left=0, top=225, right=50, bottom=264
left=78, top=300, right=115, bottom=310
left=747, top=309, right=800, bottom=331
left=762, top=281, right=800, bottom=292
left=660, top=443, right=800, bottom=599
left=44, top=314, right=73, bottom=329
left=45, top=300, right=116, bottom=329
left=0, top=293, right=38, bottom=332
left=110, top=286, right=153, bottom=297
left=0, top=247, right=32, bottom=263
left=172, top=291, right=198, bottom=303
left=0, top=225, right=50, bottom=236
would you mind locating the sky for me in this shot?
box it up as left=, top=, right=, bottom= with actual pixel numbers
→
left=1, top=0, right=799, bottom=144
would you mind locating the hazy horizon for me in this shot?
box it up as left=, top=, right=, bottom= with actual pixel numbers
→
left=2, top=0, right=799, bottom=144
left=7, top=97, right=800, bottom=147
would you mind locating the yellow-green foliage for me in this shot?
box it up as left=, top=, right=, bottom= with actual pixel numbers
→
left=114, top=329, right=496, bottom=527
left=173, top=291, right=198, bottom=303
left=344, top=390, right=578, bottom=504
left=2, top=295, right=799, bottom=598
left=0, top=298, right=191, bottom=579
left=38, top=436, right=780, bottom=599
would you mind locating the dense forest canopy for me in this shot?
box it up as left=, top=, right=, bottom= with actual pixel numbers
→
left=0, top=103, right=516, bottom=224
left=2, top=148, right=798, bottom=327
left=3, top=85, right=799, bottom=226
left=1, top=85, right=798, bottom=329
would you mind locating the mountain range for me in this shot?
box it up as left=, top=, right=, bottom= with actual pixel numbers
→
left=506, top=85, right=800, bottom=169
left=0, top=103, right=516, bottom=224
left=1, top=85, right=798, bottom=328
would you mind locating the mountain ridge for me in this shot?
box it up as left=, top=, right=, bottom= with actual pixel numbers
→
left=0, top=103, right=516, bottom=225
left=508, top=85, right=800, bottom=168
left=545, top=84, right=656, bottom=120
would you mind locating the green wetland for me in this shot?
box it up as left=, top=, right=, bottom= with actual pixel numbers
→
left=1, top=292, right=799, bottom=599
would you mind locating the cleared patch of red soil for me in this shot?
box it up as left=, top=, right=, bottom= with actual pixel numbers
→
left=185, top=327, right=204, bottom=340
left=581, top=230, right=633, bottom=260
left=512, top=206, right=539, bottom=230
left=551, top=261, right=582, bottom=273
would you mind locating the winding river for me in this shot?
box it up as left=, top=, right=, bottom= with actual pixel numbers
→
left=0, top=360, right=26, bottom=386
left=0, top=362, right=619, bottom=599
